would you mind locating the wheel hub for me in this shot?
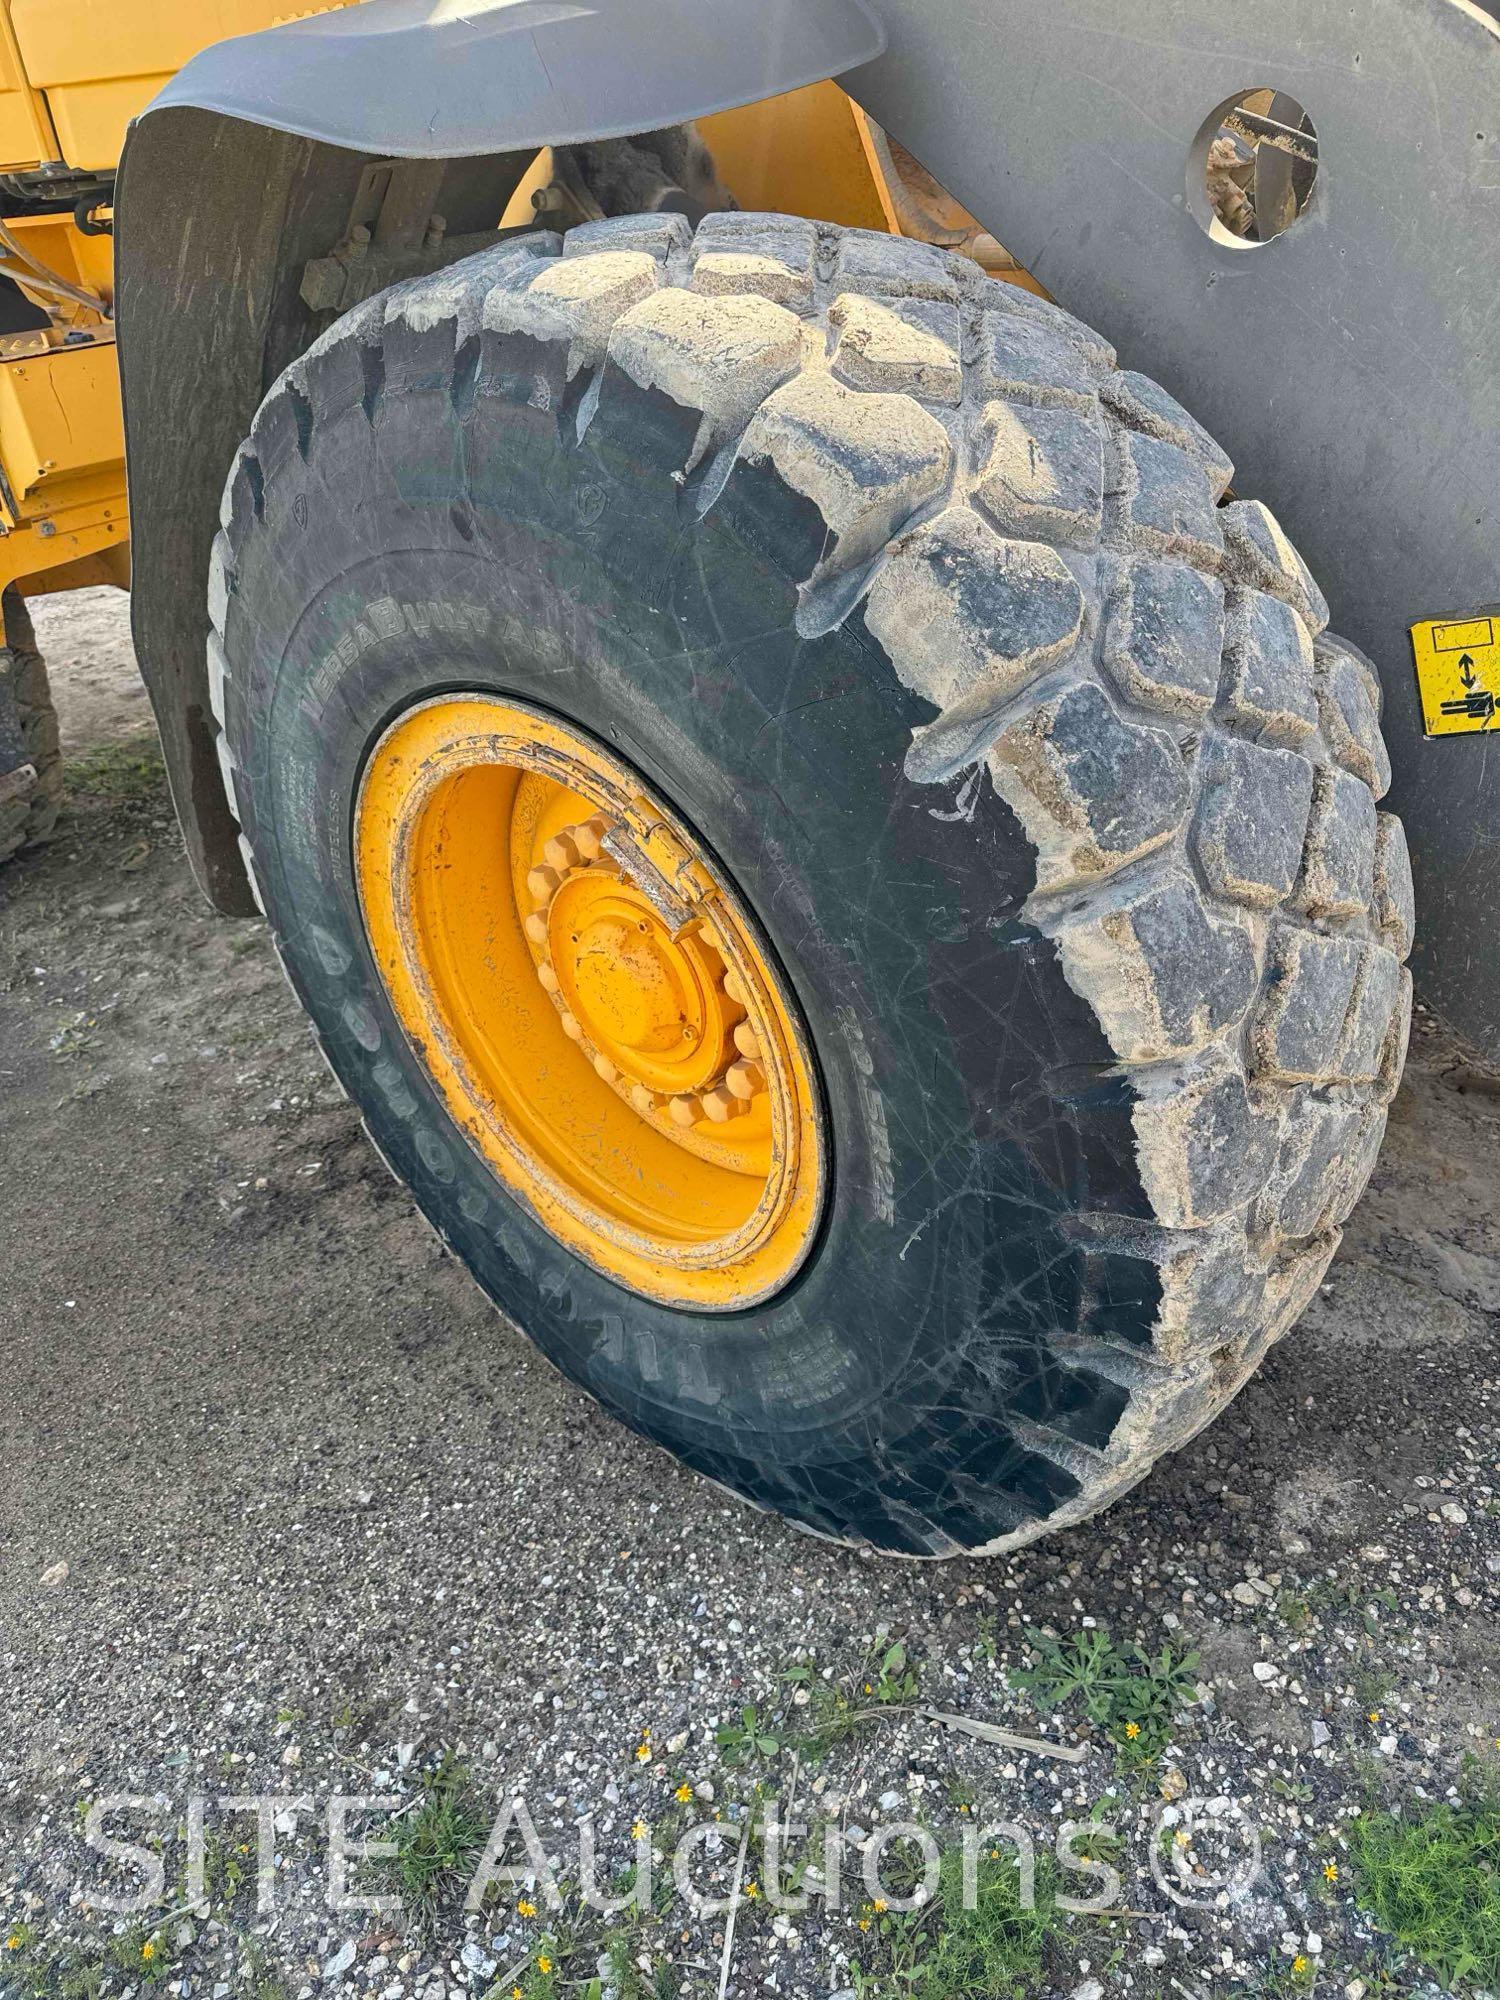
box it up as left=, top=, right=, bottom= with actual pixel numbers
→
left=528, top=823, right=766, bottom=1126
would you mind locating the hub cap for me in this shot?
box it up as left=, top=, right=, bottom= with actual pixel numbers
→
left=354, top=696, right=824, bottom=1310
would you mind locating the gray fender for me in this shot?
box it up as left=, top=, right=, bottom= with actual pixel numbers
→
left=142, top=0, right=883, bottom=158
left=118, top=0, right=883, bottom=916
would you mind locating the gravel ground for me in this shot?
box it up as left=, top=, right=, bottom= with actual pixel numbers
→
left=1, top=590, right=1496, bottom=2000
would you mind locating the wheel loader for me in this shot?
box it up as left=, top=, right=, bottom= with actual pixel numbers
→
left=0, top=0, right=1492, bottom=1555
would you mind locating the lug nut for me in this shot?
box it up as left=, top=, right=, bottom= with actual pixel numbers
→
left=732, top=1022, right=761, bottom=1060
left=702, top=1086, right=744, bottom=1123
left=669, top=1095, right=701, bottom=1128
left=537, top=963, right=560, bottom=994
left=527, top=863, right=563, bottom=906
left=559, top=1011, right=584, bottom=1042
left=725, top=1059, right=763, bottom=1100
left=722, top=970, right=748, bottom=1007
left=544, top=830, right=581, bottom=871
left=631, top=1084, right=663, bottom=1115
left=593, top=1053, right=618, bottom=1083
left=524, top=912, right=550, bottom=946
left=575, top=816, right=609, bottom=861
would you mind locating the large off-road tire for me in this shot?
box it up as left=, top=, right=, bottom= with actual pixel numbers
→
left=210, top=214, right=1412, bottom=1556
left=0, top=590, right=62, bottom=864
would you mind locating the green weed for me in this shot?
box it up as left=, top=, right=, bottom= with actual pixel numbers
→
left=105, top=1927, right=174, bottom=1986
left=1350, top=1800, right=1500, bottom=1992
left=1258, top=1950, right=1319, bottom=1994
left=1012, top=1627, right=1199, bottom=1762
left=1350, top=1654, right=1398, bottom=1715
left=1276, top=1590, right=1315, bottom=1631
left=490, top=1878, right=679, bottom=2000
left=1, top=1926, right=51, bottom=2000
left=382, top=1759, right=491, bottom=1923
left=197, top=1828, right=255, bottom=1910
left=66, top=738, right=165, bottom=802
left=1309, top=1579, right=1402, bottom=1642
left=3, top=1919, right=174, bottom=2000
left=715, top=1704, right=780, bottom=1766
left=849, top=1842, right=1067, bottom=2000
left=782, top=1640, right=923, bottom=1761
left=240, top=1942, right=296, bottom=2000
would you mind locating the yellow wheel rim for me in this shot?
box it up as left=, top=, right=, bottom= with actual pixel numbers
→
left=355, top=695, right=826, bottom=1310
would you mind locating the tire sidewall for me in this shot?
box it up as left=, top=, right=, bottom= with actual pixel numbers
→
left=220, top=325, right=1143, bottom=1547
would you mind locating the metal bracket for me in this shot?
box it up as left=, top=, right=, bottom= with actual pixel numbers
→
left=604, top=799, right=717, bottom=934
left=300, top=159, right=528, bottom=314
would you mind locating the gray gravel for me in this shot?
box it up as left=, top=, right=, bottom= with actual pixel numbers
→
left=1, top=592, right=1496, bottom=2000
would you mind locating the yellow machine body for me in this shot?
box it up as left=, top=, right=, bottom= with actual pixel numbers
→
left=0, top=1, right=361, bottom=171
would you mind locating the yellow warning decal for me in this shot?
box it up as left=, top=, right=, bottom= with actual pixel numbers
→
left=1410, top=612, right=1500, bottom=735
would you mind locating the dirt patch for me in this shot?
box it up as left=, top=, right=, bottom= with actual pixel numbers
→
left=29, top=587, right=150, bottom=756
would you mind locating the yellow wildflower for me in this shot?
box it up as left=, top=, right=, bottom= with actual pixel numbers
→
left=1368, top=1709, right=1381, bottom=1724
left=635, top=1741, right=652, bottom=1763
left=517, top=1898, right=537, bottom=1918
left=743, top=1881, right=759, bottom=1900
left=873, top=1897, right=887, bottom=1912
left=5, top=1937, right=22, bottom=1952
left=1293, top=1956, right=1308, bottom=1975
left=1324, top=1861, right=1339, bottom=1883
left=512, top=1988, right=523, bottom=1999
left=631, top=1818, right=648, bottom=1840
left=857, top=1917, right=871, bottom=1932
left=1125, top=1721, right=1141, bottom=1740
left=141, top=1941, right=156, bottom=1963
left=675, top=1783, right=693, bottom=1803
left=537, top=1955, right=552, bottom=1975
left=1175, top=1828, right=1190, bottom=1849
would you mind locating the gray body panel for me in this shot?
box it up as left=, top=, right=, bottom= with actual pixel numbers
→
left=141, top=0, right=885, bottom=156
left=846, top=0, right=1500, bottom=1055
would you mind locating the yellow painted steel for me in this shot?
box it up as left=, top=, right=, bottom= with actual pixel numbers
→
left=0, top=1, right=56, bottom=168
left=0, top=203, right=126, bottom=598
left=2, top=208, right=114, bottom=309
left=0, top=335, right=128, bottom=595
left=356, top=695, right=825, bottom=1309
left=699, top=81, right=895, bottom=232
left=7, top=0, right=361, bottom=171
